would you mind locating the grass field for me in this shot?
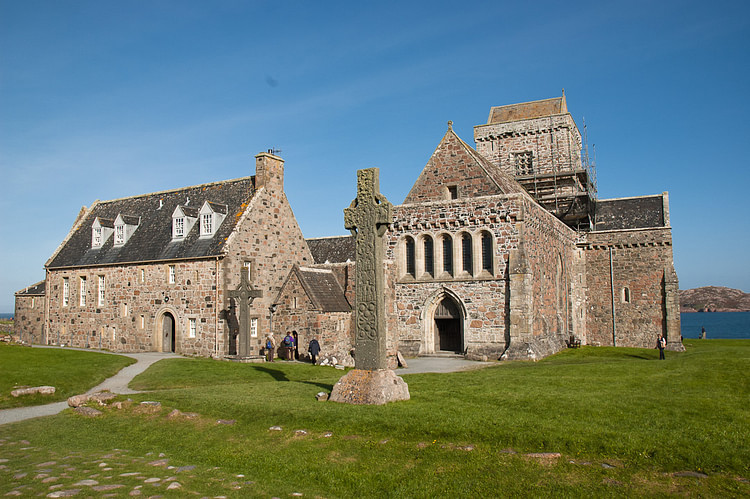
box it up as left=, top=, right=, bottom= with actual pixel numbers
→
left=0, top=345, right=135, bottom=409
left=0, top=340, right=748, bottom=497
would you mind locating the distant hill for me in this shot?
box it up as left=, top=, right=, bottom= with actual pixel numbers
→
left=680, top=286, right=750, bottom=312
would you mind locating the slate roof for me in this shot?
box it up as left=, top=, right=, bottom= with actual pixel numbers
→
left=593, top=195, right=666, bottom=231
left=296, top=266, right=351, bottom=312
left=306, top=236, right=355, bottom=264
left=487, top=96, right=568, bottom=124
left=47, top=177, right=255, bottom=269
left=15, top=280, right=46, bottom=296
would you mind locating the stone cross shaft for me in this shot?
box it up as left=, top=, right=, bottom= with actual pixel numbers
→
left=228, top=266, right=263, bottom=357
left=343, top=168, right=393, bottom=370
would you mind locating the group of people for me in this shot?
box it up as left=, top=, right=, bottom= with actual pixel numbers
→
left=264, top=331, right=321, bottom=364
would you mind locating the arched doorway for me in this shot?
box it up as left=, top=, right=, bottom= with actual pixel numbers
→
left=434, top=296, right=463, bottom=353
left=162, top=312, right=176, bottom=353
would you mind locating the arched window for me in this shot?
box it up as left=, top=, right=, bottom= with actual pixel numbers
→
left=405, top=237, right=416, bottom=277
left=461, top=233, right=473, bottom=275
left=423, top=236, right=434, bottom=277
left=622, top=287, right=631, bottom=303
left=442, top=235, right=453, bottom=276
left=481, top=232, right=493, bottom=273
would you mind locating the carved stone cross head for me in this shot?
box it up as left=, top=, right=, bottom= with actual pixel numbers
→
left=344, top=168, right=392, bottom=239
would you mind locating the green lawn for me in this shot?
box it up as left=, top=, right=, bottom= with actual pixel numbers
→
left=0, top=340, right=747, bottom=497
left=0, top=344, right=135, bottom=409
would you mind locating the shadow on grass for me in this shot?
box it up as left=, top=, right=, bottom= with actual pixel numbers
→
left=299, top=380, right=334, bottom=391
left=253, top=366, right=290, bottom=382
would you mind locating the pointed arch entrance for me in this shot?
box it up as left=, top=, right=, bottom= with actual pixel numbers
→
left=421, top=289, right=466, bottom=355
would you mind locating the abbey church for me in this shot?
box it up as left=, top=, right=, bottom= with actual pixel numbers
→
left=15, top=95, right=683, bottom=361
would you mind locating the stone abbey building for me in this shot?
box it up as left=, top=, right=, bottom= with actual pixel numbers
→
left=14, top=95, right=683, bottom=361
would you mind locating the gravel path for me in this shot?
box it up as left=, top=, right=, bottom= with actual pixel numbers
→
left=0, top=348, right=178, bottom=426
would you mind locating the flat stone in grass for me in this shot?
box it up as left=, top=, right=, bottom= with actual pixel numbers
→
left=92, top=484, right=124, bottom=492
left=673, top=471, right=709, bottom=478
left=148, top=459, right=168, bottom=467
left=11, top=386, right=55, bottom=397
left=73, top=479, right=98, bottom=486
left=46, top=490, right=81, bottom=497
left=74, top=407, right=102, bottom=417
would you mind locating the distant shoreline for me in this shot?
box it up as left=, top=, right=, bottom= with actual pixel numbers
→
left=681, top=309, right=750, bottom=313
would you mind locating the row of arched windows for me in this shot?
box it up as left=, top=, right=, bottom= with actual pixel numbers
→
left=400, top=231, right=495, bottom=280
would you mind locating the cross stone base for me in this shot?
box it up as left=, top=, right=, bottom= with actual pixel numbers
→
left=329, top=369, right=410, bottom=405
left=666, top=341, right=686, bottom=352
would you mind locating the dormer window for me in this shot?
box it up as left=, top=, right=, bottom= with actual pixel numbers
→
left=174, top=217, right=184, bottom=237
left=172, top=205, right=198, bottom=240
left=113, top=214, right=140, bottom=247
left=201, top=213, right=212, bottom=235
left=91, top=217, right=114, bottom=248
left=199, top=201, right=227, bottom=238
left=115, top=225, right=125, bottom=245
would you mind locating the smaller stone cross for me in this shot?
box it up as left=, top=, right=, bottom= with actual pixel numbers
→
left=228, top=266, right=263, bottom=357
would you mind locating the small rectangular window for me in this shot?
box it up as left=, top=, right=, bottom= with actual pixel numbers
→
left=93, top=227, right=102, bottom=247
left=98, top=276, right=105, bottom=306
left=79, top=276, right=87, bottom=307
left=121, top=303, right=128, bottom=318
left=140, top=315, right=145, bottom=329
left=140, top=269, right=145, bottom=283
left=250, top=318, right=258, bottom=338
left=189, top=318, right=197, bottom=338
left=513, top=151, right=534, bottom=175
left=448, top=185, right=458, bottom=199
left=31, top=297, right=35, bottom=309
left=63, top=278, right=70, bottom=307
left=168, top=265, right=176, bottom=284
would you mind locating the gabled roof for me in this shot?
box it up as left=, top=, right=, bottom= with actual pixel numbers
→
left=15, top=280, right=46, bottom=296
left=306, top=236, right=355, bottom=264
left=282, top=265, right=351, bottom=312
left=487, top=95, right=568, bottom=124
left=403, top=125, right=528, bottom=204
left=46, top=177, right=255, bottom=269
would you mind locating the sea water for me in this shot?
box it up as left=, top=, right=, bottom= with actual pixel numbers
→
left=680, top=312, right=750, bottom=339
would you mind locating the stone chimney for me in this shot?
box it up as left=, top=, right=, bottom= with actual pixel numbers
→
left=255, top=151, right=284, bottom=191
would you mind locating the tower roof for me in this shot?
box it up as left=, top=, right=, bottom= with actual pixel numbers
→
left=486, top=95, right=568, bottom=124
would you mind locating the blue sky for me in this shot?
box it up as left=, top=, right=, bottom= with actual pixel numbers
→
left=1, top=0, right=749, bottom=312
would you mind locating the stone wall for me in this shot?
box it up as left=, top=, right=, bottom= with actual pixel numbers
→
left=386, top=195, right=522, bottom=360
left=14, top=294, right=45, bottom=344
left=272, top=269, right=353, bottom=364
left=403, top=130, right=504, bottom=204
left=46, top=259, right=220, bottom=355
left=501, top=197, right=579, bottom=360
left=474, top=114, right=582, bottom=177
left=582, top=227, right=678, bottom=348
left=220, top=179, right=313, bottom=357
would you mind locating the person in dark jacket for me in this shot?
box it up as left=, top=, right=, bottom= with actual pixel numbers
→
left=308, top=337, right=321, bottom=365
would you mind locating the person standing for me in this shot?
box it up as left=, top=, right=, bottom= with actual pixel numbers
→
left=308, top=337, right=321, bottom=365
left=656, top=334, right=666, bottom=360
left=701, top=326, right=706, bottom=339
left=265, top=334, right=276, bottom=362
left=283, top=332, right=295, bottom=360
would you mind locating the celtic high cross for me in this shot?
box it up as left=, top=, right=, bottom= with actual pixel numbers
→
left=343, top=168, right=393, bottom=370
left=228, top=266, right=263, bottom=357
